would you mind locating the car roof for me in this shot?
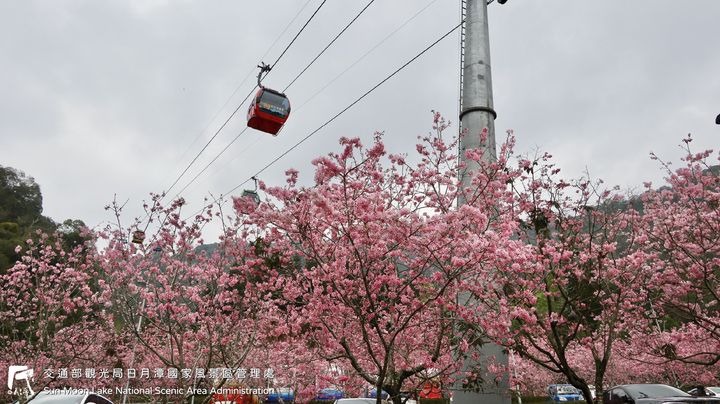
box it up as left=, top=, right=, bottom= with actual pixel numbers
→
left=24, top=391, right=113, bottom=404
left=25, top=392, right=88, bottom=404
left=605, top=384, right=691, bottom=395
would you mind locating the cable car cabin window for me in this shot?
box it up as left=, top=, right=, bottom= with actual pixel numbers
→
left=258, top=91, right=290, bottom=118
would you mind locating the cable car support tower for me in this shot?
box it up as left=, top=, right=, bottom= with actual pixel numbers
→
left=456, top=1, right=509, bottom=404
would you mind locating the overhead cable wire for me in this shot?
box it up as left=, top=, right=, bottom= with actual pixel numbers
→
left=262, top=0, right=316, bottom=65
left=282, top=0, right=377, bottom=93
left=185, top=0, right=439, bottom=189
left=161, top=0, right=329, bottom=198
left=294, top=0, right=439, bottom=111
left=235, top=21, right=463, bottom=192
left=143, top=0, right=329, bottom=244
left=187, top=20, right=464, bottom=219
left=184, top=132, right=264, bottom=196
left=171, top=0, right=370, bottom=201
left=270, top=0, right=329, bottom=69
left=162, top=89, right=257, bottom=199
left=168, top=0, right=314, bottom=173
left=171, top=127, right=251, bottom=200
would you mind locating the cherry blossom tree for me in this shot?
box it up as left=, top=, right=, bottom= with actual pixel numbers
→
left=230, top=115, right=521, bottom=404
left=501, top=138, right=720, bottom=399
left=470, top=149, right=656, bottom=403
left=612, top=330, right=720, bottom=387
left=0, top=229, right=116, bottom=403
left=635, top=137, right=719, bottom=368
left=6, top=121, right=717, bottom=404
left=510, top=354, right=559, bottom=396
left=97, top=195, right=269, bottom=403
left=511, top=340, right=719, bottom=397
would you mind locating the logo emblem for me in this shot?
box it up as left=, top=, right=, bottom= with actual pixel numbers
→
left=7, top=365, right=34, bottom=396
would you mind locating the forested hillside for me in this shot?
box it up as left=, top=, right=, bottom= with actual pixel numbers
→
left=0, top=165, right=89, bottom=272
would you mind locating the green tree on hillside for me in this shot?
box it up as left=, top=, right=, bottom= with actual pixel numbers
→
left=1, top=166, right=44, bottom=223
left=0, top=165, right=90, bottom=273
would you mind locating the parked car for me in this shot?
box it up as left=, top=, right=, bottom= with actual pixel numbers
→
left=334, top=399, right=389, bottom=404
left=266, top=387, right=295, bottom=403
left=603, top=384, right=720, bottom=404
left=688, top=387, right=720, bottom=397
left=317, top=388, right=345, bottom=401
left=368, top=389, right=390, bottom=399
left=22, top=391, right=113, bottom=404
left=549, top=384, right=583, bottom=402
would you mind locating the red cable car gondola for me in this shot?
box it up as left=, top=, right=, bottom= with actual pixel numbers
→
left=247, top=63, right=291, bottom=136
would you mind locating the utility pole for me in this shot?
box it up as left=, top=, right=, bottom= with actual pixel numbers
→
left=459, top=0, right=496, bottom=174
left=455, top=1, right=509, bottom=404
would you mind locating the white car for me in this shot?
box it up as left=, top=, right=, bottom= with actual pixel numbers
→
left=688, top=386, right=720, bottom=397
left=20, top=391, right=113, bottom=404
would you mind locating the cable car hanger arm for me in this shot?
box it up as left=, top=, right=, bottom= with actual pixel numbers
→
left=257, top=62, right=272, bottom=88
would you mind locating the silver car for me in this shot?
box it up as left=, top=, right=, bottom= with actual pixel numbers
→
left=22, top=391, right=113, bottom=404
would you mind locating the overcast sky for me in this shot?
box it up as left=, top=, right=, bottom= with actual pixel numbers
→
left=2, top=0, right=718, bottom=241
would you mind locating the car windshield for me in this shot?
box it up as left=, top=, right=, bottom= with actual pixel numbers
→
left=26, top=392, right=85, bottom=404
left=708, top=388, right=720, bottom=395
left=625, top=385, right=690, bottom=399
left=556, top=386, right=579, bottom=394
